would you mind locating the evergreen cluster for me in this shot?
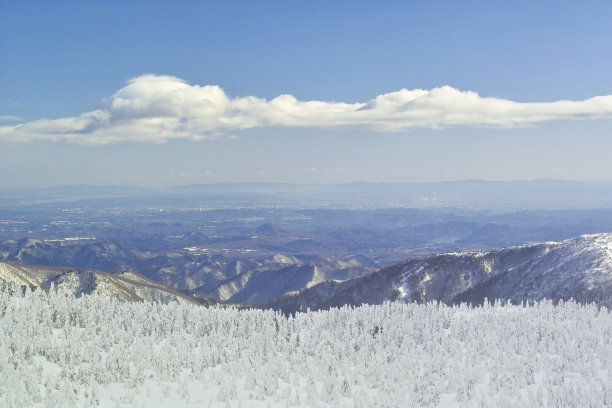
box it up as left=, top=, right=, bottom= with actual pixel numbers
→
left=1, top=283, right=611, bottom=407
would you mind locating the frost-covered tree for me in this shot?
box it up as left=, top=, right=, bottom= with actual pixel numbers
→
left=1, top=281, right=612, bottom=407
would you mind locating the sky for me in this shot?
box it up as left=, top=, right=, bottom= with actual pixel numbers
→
left=1, top=0, right=612, bottom=187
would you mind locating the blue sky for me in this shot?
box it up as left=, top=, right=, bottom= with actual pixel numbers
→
left=1, top=0, right=612, bottom=187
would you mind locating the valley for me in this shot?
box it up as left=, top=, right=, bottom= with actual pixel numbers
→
left=3, top=183, right=612, bottom=310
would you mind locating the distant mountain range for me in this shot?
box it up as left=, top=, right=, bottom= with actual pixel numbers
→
left=2, top=233, right=612, bottom=312
left=264, top=233, right=612, bottom=313
left=4, top=180, right=612, bottom=210
left=0, top=238, right=377, bottom=303
left=0, top=262, right=215, bottom=305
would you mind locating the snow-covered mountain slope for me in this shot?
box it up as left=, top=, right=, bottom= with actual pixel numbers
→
left=265, top=233, right=612, bottom=313
left=205, top=253, right=376, bottom=303
left=0, top=238, right=377, bottom=301
left=0, top=262, right=213, bottom=305
left=6, top=233, right=612, bottom=311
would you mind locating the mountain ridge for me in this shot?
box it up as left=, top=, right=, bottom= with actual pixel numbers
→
left=263, top=233, right=612, bottom=313
left=3, top=233, right=612, bottom=312
left=0, top=261, right=216, bottom=305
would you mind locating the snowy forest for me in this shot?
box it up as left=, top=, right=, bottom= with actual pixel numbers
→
left=1, top=283, right=611, bottom=407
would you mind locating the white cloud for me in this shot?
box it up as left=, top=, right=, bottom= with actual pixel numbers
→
left=1, top=74, right=612, bottom=145
left=0, top=115, right=21, bottom=122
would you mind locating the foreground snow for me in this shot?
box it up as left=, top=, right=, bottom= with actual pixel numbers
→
left=1, top=285, right=611, bottom=407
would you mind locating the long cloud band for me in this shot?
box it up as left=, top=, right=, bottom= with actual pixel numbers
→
left=1, top=74, right=612, bottom=145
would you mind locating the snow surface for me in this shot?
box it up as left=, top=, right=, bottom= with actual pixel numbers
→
left=386, top=233, right=612, bottom=306
left=1, top=283, right=612, bottom=407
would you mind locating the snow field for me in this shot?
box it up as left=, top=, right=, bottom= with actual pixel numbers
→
left=1, top=284, right=612, bottom=407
